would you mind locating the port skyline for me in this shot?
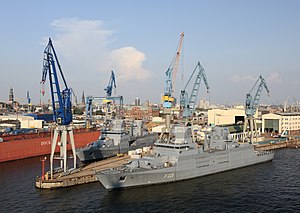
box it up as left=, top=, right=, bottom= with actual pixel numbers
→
left=0, top=1, right=299, bottom=105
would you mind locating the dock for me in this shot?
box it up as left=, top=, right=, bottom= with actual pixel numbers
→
left=35, top=138, right=299, bottom=189
left=254, top=138, right=300, bottom=151
left=35, top=155, right=131, bottom=189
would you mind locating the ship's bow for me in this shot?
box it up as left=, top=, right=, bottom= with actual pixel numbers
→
left=95, top=170, right=123, bottom=190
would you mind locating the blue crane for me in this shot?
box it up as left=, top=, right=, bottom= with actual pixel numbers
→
left=104, top=70, right=116, bottom=97
left=40, top=38, right=76, bottom=178
left=41, top=38, right=72, bottom=125
left=26, top=91, right=31, bottom=104
left=162, top=32, right=184, bottom=108
left=180, top=61, right=209, bottom=118
left=26, top=91, right=31, bottom=112
left=243, top=75, right=270, bottom=142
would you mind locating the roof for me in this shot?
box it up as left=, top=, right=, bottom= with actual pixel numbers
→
left=218, top=124, right=244, bottom=133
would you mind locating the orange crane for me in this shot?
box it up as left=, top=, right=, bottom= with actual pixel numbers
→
left=162, top=32, right=184, bottom=108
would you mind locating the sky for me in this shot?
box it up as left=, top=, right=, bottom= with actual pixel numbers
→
left=0, top=0, right=299, bottom=106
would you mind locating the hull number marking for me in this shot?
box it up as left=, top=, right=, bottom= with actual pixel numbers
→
left=164, top=173, right=174, bottom=179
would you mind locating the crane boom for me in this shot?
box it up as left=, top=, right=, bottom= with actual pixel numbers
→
left=171, top=32, right=184, bottom=94
left=245, top=75, right=269, bottom=117
left=104, top=70, right=116, bottom=97
left=180, top=61, right=209, bottom=117
left=27, top=91, right=31, bottom=104
left=163, top=32, right=184, bottom=108
left=41, top=38, right=72, bottom=125
left=188, top=62, right=209, bottom=111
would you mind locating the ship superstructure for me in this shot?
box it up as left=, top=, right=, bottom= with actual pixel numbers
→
left=76, top=119, right=158, bottom=163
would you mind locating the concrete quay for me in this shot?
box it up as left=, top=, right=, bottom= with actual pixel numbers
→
left=35, top=155, right=130, bottom=189
left=254, top=139, right=300, bottom=151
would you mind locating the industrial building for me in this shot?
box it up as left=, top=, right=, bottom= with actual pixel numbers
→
left=123, top=105, right=160, bottom=121
left=262, top=112, right=300, bottom=134
left=0, top=115, right=44, bottom=130
left=208, top=109, right=300, bottom=138
left=207, top=107, right=263, bottom=141
left=208, top=106, right=259, bottom=126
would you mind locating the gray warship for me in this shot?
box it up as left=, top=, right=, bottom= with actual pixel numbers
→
left=76, top=119, right=158, bottom=163
left=96, top=125, right=274, bottom=190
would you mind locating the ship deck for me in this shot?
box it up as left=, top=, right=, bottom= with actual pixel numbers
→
left=35, top=155, right=131, bottom=189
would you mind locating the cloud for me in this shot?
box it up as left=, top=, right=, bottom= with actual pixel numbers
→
left=230, top=74, right=256, bottom=82
left=110, top=47, right=151, bottom=81
left=267, top=72, right=281, bottom=84
left=292, top=80, right=300, bottom=86
left=45, top=18, right=151, bottom=83
left=230, top=72, right=282, bottom=85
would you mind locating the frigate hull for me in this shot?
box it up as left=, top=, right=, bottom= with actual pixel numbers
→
left=77, top=133, right=158, bottom=163
left=97, top=146, right=274, bottom=190
left=99, top=167, right=176, bottom=189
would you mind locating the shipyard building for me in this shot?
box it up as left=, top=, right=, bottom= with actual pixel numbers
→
left=262, top=112, right=300, bottom=134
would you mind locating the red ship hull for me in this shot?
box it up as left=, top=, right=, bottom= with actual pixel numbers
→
left=0, top=129, right=100, bottom=163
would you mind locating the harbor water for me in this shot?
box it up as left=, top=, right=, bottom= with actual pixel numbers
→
left=0, top=148, right=299, bottom=212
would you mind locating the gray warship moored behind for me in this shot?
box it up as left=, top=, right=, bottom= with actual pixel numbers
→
left=76, top=119, right=158, bottom=163
left=96, top=125, right=274, bottom=190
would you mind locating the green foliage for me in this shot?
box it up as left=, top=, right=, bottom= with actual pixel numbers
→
left=73, top=107, right=84, bottom=115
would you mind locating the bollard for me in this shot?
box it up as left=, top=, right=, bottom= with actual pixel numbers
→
left=40, top=157, right=47, bottom=181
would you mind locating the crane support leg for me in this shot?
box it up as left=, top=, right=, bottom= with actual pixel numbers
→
left=243, top=117, right=250, bottom=143
left=163, top=108, right=172, bottom=133
left=49, top=125, right=76, bottom=179
left=243, top=116, right=259, bottom=143
left=50, top=128, right=59, bottom=179
left=69, top=128, right=76, bottom=170
left=254, top=119, right=258, bottom=143
left=250, top=117, right=254, bottom=143
left=62, top=129, right=67, bottom=172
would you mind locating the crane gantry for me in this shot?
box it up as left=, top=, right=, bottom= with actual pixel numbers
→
left=85, top=70, right=123, bottom=128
